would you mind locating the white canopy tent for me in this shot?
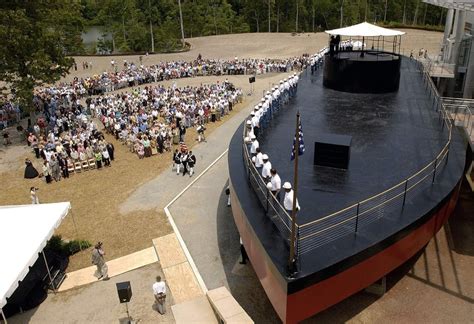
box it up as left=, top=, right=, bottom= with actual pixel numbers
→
left=325, top=22, right=405, bottom=37
left=325, top=22, right=405, bottom=55
left=0, top=202, right=72, bottom=323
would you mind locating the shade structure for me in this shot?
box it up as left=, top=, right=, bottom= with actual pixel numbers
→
left=0, top=202, right=71, bottom=308
left=325, top=22, right=405, bottom=37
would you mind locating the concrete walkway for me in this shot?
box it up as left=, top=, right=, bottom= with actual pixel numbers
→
left=59, top=247, right=158, bottom=291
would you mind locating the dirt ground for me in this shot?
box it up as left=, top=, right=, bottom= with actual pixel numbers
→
left=66, top=30, right=442, bottom=82
left=0, top=30, right=443, bottom=271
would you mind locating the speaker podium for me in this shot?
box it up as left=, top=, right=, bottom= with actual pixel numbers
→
left=314, top=133, right=352, bottom=169
left=116, top=281, right=134, bottom=323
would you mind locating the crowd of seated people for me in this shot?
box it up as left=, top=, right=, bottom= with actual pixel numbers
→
left=33, top=55, right=311, bottom=99
left=90, top=81, right=243, bottom=158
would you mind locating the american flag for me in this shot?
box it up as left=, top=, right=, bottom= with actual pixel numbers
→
left=291, top=117, right=305, bottom=160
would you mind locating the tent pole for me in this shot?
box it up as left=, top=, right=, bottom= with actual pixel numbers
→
left=70, top=210, right=82, bottom=250
left=1, top=308, right=7, bottom=324
left=42, top=252, right=56, bottom=294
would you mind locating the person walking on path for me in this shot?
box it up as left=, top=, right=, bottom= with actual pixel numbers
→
left=91, top=242, right=109, bottom=280
left=153, top=276, right=167, bottom=315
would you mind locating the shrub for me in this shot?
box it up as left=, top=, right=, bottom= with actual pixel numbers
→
left=47, top=235, right=92, bottom=256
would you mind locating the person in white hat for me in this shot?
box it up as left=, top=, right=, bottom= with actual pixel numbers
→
left=255, top=148, right=264, bottom=168
left=261, top=154, right=272, bottom=180
left=250, top=135, right=259, bottom=156
left=251, top=110, right=260, bottom=138
left=283, top=182, right=300, bottom=216
left=246, top=120, right=255, bottom=138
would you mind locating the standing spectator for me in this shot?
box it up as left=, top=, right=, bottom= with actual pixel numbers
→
left=50, top=155, right=61, bottom=182
left=59, top=156, right=69, bottom=179
left=179, top=123, right=186, bottom=142
left=102, top=147, right=111, bottom=167
left=95, top=150, right=103, bottom=169
left=24, top=158, right=39, bottom=179
left=153, top=276, right=167, bottom=315
left=106, top=142, right=115, bottom=161
left=197, top=124, right=206, bottom=142
left=42, top=160, right=52, bottom=184
left=91, top=242, right=109, bottom=280
left=30, top=187, right=40, bottom=204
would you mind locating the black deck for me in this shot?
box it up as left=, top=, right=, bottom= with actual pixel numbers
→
left=228, top=57, right=467, bottom=291
left=260, top=58, right=448, bottom=224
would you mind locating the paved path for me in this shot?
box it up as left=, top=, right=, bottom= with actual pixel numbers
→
left=9, top=263, right=175, bottom=323
left=59, top=247, right=158, bottom=291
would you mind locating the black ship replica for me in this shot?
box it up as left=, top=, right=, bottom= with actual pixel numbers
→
left=228, top=23, right=470, bottom=323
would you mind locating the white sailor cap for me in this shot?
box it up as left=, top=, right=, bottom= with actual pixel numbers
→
left=244, top=136, right=250, bottom=143
left=279, top=80, right=283, bottom=84
left=250, top=112, right=255, bottom=116
left=284, top=78, right=287, bottom=81
left=262, top=154, right=269, bottom=160
left=282, top=182, right=292, bottom=189
left=258, top=103, right=263, bottom=107
left=266, top=91, right=271, bottom=94
left=246, top=120, right=252, bottom=125
left=261, top=98, right=265, bottom=102
left=250, top=134, right=256, bottom=140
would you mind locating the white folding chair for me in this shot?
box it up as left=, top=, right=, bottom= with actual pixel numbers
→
left=81, top=160, right=89, bottom=171
left=74, top=162, right=82, bottom=173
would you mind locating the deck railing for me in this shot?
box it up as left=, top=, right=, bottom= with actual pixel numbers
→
left=241, top=53, right=453, bottom=257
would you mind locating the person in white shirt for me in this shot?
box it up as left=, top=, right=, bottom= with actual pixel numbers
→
left=30, top=187, right=40, bottom=204
left=283, top=182, right=300, bottom=216
left=261, top=154, right=272, bottom=180
left=250, top=136, right=259, bottom=156
left=255, top=148, right=264, bottom=168
left=270, top=168, right=282, bottom=200
left=153, top=276, right=167, bottom=315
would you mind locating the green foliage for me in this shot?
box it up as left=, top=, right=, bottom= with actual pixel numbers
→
left=80, top=0, right=446, bottom=53
left=0, top=1, right=84, bottom=111
left=47, top=235, right=92, bottom=256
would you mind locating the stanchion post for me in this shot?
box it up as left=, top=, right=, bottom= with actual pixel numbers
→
left=402, top=179, right=409, bottom=206
left=355, top=203, right=360, bottom=233
left=432, top=157, right=438, bottom=183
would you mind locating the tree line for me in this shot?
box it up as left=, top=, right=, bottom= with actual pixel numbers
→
left=83, top=0, right=445, bottom=53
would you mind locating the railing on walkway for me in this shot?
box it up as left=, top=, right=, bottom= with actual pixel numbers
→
left=241, top=53, right=453, bottom=258
left=442, top=97, right=474, bottom=144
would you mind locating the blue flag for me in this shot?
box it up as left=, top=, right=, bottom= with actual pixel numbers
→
left=291, top=118, right=305, bottom=160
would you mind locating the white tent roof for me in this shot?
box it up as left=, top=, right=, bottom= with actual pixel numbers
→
left=0, top=202, right=71, bottom=308
left=325, top=22, right=405, bottom=37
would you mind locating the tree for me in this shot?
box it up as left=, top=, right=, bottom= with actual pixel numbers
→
left=0, top=1, right=80, bottom=111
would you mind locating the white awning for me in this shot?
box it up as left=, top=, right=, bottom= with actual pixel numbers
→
left=325, top=22, right=405, bottom=37
left=0, top=202, right=71, bottom=308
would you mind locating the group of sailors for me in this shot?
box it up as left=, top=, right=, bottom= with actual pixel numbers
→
left=243, top=51, right=325, bottom=218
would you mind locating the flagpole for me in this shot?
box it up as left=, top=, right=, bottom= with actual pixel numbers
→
left=288, top=111, right=300, bottom=274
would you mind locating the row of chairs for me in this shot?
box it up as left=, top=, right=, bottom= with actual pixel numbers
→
left=67, top=159, right=97, bottom=174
